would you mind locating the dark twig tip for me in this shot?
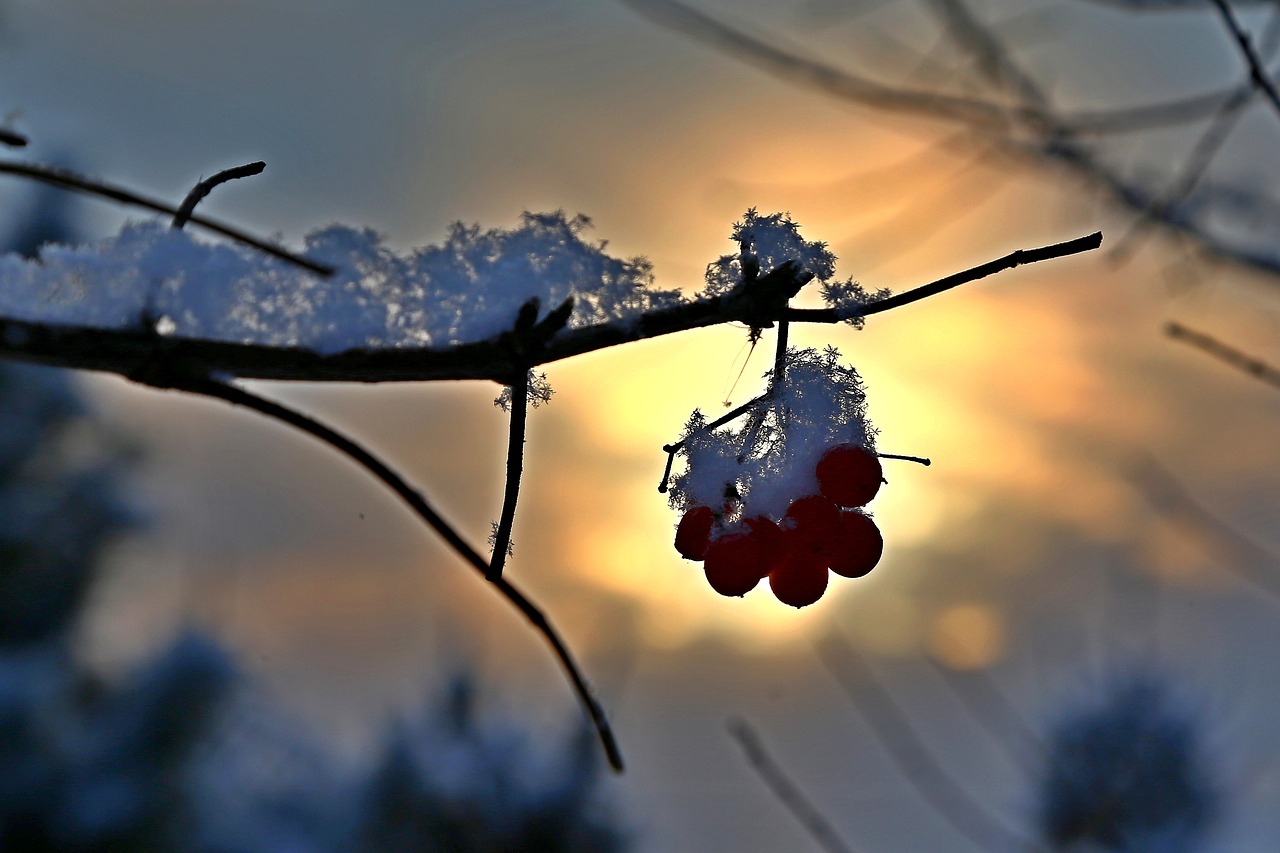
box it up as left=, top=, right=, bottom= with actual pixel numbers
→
left=0, top=129, right=28, bottom=148
left=173, top=160, right=270, bottom=231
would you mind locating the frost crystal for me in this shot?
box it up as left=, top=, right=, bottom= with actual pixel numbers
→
left=0, top=212, right=682, bottom=355
left=820, top=277, right=892, bottom=329
left=669, top=346, right=875, bottom=523
left=701, top=209, right=837, bottom=298
left=700, top=209, right=889, bottom=326
left=494, top=370, right=554, bottom=411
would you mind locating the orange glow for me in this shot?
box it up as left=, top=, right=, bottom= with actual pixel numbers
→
left=927, top=603, right=1006, bottom=670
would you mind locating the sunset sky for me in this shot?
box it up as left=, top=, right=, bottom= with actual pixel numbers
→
left=6, top=1, right=1280, bottom=849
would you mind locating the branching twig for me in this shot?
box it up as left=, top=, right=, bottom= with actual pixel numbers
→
left=0, top=159, right=332, bottom=275
left=489, top=371, right=528, bottom=581
left=818, top=636, right=1034, bottom=852
left=727, top=717, right=860, bottom=853
left=1211, top=0, right=1280, bottom=123
left=622, top=0, right=1280, bottom=284
left=137, top=369, right=624, bottom=772
left=173, top=161, right=266, bottom=230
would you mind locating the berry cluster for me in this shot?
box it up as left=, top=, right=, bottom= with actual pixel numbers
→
left=674, top=444, right=884, bottom=607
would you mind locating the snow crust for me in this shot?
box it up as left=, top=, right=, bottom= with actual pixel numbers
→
left=0, top=212, right=681, bottom=355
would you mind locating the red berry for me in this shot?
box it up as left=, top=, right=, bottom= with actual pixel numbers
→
left=769, top=550, right=829, bottom=608
left=828, top=511, right=884, bottom=578
left=816, top=444, right=883, bottom=508
left=703, top=518, right=784, bottom=597
left=783, top=494, right=842, bottom=556
left=675, top=505, right=716, bottom=560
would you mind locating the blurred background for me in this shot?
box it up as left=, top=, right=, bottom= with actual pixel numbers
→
left=4, top=0, right=1280, bottom=849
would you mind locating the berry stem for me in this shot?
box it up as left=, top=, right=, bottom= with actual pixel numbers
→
left=489, top=370, right=528, bottom=581
left=878, top=452, right=932, bottom=466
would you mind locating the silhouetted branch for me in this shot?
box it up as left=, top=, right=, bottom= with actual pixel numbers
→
left=0, top=128, right=26, bottom=148
left=727, top=717, right=860, bottom=853
left=489, top=370, right=528, bottom=582
left=0, top=159, right=332, bottom=274
left=0, top=233, right=1101, bottom=386
left=788, top=231, right=1103, bottom=324
left=172, top=161, right=266, bottom=230
left=132, top=367, right=624, bottom=773
left=818, top=636, right=1034, bottom=852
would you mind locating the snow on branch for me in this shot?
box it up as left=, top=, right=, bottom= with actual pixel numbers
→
left=0, top=203, right=1100, bottom=385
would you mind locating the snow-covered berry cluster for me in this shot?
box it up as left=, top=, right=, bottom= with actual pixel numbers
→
left=674, top=443, right=884, bottom=607
left=667, top=347, right=886, bottom=608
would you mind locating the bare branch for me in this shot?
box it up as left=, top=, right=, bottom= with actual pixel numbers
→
left=172, top=160, right=266, bottom=230
left=0, top=128, right=26, bottom=148
left=135, top=368, right=624, bottom=773
left=788, top=231, right=1103, bottom=324
left=0, top=159, right=332, bottom=275
left=489, top=369, right=529, bottom=581
left=727, top=717, right=860, bottom=853
left=1212, top=0, right=1280, bottom=123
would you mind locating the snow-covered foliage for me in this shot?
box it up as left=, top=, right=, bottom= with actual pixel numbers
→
left=701, top=209, right=888, bottom=326
left=0, top=636, right=234, bottom=851
left=1035, top=671, right=1220, bottom=853
left=0, top=211, right=681, bottom=355
left=669, top=346, right=875, bottom=523
left=356, top=676, right=627, bottom=853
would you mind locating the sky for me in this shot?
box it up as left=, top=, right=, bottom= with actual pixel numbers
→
left=7, top=0, right=1280, bottom=850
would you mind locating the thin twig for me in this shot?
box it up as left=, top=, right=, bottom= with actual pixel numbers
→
left=0, top=159, right=332, bottom=275
left=877, top=453, right=931, bottom=466
left=173, top=161, right=266, bottom=230
left=1166, top=321, right=1280, bottom=389
left=727, top=717, right=860, bottom=853
left=818, top=636, right=1034, bottom=852
left=1211, top=0, right=1280, bottom=123
left=145, top=372, right=624, bottom=772
left=0, top=129, right=27, bottom=148
left=488, top=372, right=528, bottom=581
left=788, top=231, right=1104, bottom=324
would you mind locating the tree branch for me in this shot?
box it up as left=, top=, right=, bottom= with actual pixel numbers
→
left=489, top=370, right=528, bottom=581
left=1211, top=0, right=1280, bottom=123
left=0, top=159, right=332, bottom=275
left=0, top=232, right=1102, bottom=386
left=172, top=161, right=266, bottom=230
left=135, top=368, right=624, bottom=773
